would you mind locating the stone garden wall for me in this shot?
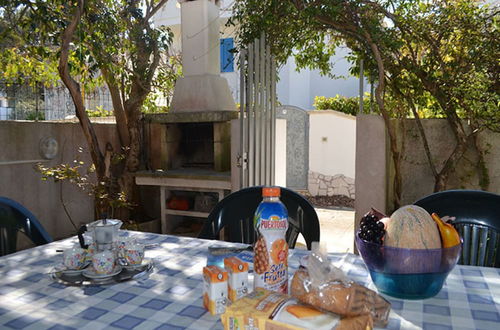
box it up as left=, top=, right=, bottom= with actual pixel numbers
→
left=308, top=171, right=355, bottom=199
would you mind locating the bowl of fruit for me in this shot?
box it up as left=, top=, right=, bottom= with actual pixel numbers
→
left=356, top=205, right=461, bottom=300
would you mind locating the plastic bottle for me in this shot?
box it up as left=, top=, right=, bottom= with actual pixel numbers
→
left=253, top=186, right=289, bottom=294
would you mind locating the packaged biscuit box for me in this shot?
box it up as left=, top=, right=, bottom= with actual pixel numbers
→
left=224, top=256, right=249, bottom=302
left=220, top=288, right=373, bottom=330
left=203, top=265, right=228, bottom=315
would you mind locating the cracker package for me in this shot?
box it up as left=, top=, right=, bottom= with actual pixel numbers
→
left=221, top=288, right=373, bottom=330
left=290, top=244, right=390, bottom=327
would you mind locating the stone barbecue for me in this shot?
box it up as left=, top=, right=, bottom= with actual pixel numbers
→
left=137, top=0, right=238, bottom=235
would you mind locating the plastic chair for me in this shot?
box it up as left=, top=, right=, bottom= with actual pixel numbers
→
left=198, top=186, right=320, bottom=250
left=414, top=190, right=500, bottom=267
left=0, top=197, right=53, bottom=256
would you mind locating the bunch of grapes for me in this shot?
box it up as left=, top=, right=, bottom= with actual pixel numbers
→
left=358, top=213, right=385, bottom=244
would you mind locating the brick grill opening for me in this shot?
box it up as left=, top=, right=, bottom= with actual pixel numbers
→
left=177, top=123, right=214, bottom=169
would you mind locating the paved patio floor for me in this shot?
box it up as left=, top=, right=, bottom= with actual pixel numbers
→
left=296, top=207, right=355, bottom=253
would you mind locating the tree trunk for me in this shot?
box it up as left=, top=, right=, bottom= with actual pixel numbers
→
left=58, top=0, right=106, bottom=183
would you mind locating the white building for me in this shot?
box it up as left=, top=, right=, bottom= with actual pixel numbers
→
left=153, top=0, right=362, bottom=110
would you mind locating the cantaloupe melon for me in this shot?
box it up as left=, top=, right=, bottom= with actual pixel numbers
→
left=384, top=205, right=441, bottom=249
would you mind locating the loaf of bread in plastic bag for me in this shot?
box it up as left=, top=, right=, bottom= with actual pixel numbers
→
left=291, top=268, right=390, bottom=327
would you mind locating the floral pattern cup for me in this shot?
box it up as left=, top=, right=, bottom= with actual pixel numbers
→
left=92, top=250, right=115, bottom=274
left=84, top=242, right=97, bottom=262
left=63, top=247, right=87, bottom=270
left=123, top=243, right=145, bottom=265
left=115, top=237, right=136, bottom=257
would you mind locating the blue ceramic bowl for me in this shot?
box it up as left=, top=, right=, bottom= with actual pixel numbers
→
left=355, top=233, right=461, bottom=299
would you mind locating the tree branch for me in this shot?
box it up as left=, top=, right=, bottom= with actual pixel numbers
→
left=144, top=0, right=169, bottom=22
left=100, top=65, right=130, bottom=147
left=58, top=0, right=105, bottom=179
left=392, top=82, right=439, bottom=179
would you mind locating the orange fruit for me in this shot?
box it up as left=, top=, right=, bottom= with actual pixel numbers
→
left=271, top=239, right=288, bottom=264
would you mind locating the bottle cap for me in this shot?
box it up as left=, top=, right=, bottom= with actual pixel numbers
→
left=262, top=187, right=280, bottom=197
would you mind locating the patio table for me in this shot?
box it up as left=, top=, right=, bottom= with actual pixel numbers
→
left=0, top=231, right=499, bottom=330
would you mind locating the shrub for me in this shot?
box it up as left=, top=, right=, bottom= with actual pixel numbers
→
left=86, top=106, right=113, bottom=117
left=313, top=94, right=378, bottom=116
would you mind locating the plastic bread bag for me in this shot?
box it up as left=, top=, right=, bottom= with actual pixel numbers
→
left=290, top=243, right=390, bottom=327
left=221, top=288, right=373, bottom=330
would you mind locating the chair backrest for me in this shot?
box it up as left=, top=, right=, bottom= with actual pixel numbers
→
left=0, top=197, right=53, bottom=256
left=414, top=190, right=500, bottom=267
left=198, top=186, right=320, bottom=249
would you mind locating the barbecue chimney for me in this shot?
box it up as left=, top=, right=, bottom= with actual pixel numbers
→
left=170, top=0, right=237, bottom=113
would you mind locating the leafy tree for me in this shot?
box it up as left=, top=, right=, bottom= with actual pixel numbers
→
left=230, top=0, right=499, bottom=207
left=0, top=0, right=174, bottom=218
left=384, top=0, right=499, bottom=193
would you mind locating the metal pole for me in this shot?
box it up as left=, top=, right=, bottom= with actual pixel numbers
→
left=239, top=49, right=247, bottom=188
left=359, top=59, right=364, bottom=114
left=248, top=42, right=255, bottom=187
left=259, top=33, right=266, bottom=185
left=254, top=38, right=261, bottom=185
left=270, top=57, right=277, bottom=185
left=265, top=43, right=272, bottom=186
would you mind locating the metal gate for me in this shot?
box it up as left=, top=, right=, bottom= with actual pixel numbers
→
left=238, top=33, right=277, bottom=188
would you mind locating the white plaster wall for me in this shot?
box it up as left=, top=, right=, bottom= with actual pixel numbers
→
left=277, top=59, right=311, bottom=110
left=275, top=118, right=287, bottom=187
left=0, top=121, right=118, bottom=241
left=309, top=111, right=356, bottom=178
left=277, top=47, right=363, bottom=110
left=309, top=47, right=362, bottom=99
left=153, top=1, right=181, bottom=26
left=179, top=0, right=220, bottom=76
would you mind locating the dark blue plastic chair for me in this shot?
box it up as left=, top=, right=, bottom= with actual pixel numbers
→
left=0, top=197, right=53, bottom=256
left=198, top=186, right=320, bottom=249
left=414, top=190, right=500, bottom=267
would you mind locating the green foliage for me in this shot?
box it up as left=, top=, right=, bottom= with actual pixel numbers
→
left=36, top=150, right=133, bottom=218
left=25, top=111, right=45, bottom=120
left=384, top=0, right=500, bottom=128
left=231, top=0, right=499, bottom=126
left=232, top=0, right=499, bottom=194
left=2, top=0, right=178, bottom=220
left=147, top=54, right=183, bottom=110
left=313, top=94, right=378, bottom=116
left=86, top=106, right=113, bottom=117
left=0, top=0, right=177, bottom=112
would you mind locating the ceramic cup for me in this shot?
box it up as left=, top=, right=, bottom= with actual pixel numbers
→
left=84, top=241, right=97, bottom=262
left=123, top=243, right=145, bottom=265
left=63, top=247, right=87, bottom=270
left=92, top=250, right=115, bottom=274
left=115, top=237, right=136, bottom=254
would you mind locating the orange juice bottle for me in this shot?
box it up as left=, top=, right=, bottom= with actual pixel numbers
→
left=253, top=186, right=289, bottom=294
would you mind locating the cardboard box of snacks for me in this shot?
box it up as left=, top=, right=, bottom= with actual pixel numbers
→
left=221, top=288, right=373, bottom=330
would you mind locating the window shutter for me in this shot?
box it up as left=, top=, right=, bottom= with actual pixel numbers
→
left=220, top=38, right=234, bottom=73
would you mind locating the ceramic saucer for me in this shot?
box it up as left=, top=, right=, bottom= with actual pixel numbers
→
left=123, top=258, right=152, bottom=271
left=82, top=265, right=122, bottom=279
left=54, top=263, right=89, bottom=276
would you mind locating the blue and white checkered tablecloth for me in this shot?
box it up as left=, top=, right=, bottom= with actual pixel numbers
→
left=0, top=231, right=499, bottom=330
